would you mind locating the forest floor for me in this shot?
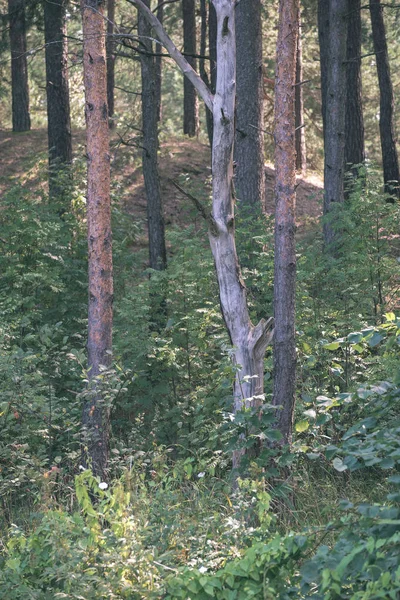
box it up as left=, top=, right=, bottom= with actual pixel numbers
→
left=0, top=128, right=323, bottom=239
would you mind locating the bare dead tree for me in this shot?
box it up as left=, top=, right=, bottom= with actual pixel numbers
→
left=129, top=0, right=274, bottom=469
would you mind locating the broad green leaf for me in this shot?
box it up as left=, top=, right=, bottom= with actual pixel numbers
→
left=295, top=420, right=309, bottom=433
left=324, top=341, right=340, bottom=351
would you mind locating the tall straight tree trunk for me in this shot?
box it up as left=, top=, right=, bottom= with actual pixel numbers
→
left=43, top=0, right=72, bottom=199
left=234, top=0, right=265, bottom=210
left=8, top=0, right=30, bottom=132
left=318, top=0, right=329, bottom=142
left=207, top=2, right=217, bottom=147
left=199, top=0, right=212, bottom=144
left=155, top=0, right=163, bottom=122
left=106, top=0, right=116, bottom=127
left=81, top=0, right=113, bottom=478
left=320, top=0, right=348, bottom=249
left=131, top=0, right=273, bottom=471
left=182, top=0, right=199, bottom=136
left=345, top=0, right=364, bottom=174
left=369, top=0, right=400, bottom=198
left=138, top=0, right=167, bottom=270
left=273, top=0, right=299, bottom=445
left=295, top=17, right=306, bottom=176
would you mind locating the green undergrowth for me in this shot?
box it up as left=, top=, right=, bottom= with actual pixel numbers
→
left=0, top=166, right=400, bottom=597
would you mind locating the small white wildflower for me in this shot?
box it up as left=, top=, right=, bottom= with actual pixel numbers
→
left=198, top=566, right=208, bottom=574
left=197, top=472, right=205, bottom=479
left=99, top=482, right=108, bottom=490
left=79, top=465, right=85, bottom=471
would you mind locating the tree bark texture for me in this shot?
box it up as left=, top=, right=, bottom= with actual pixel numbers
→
left=205, top=1, right=217, bottom=146
left=81, top=0, right=113, bottom=478
left=273, top=0, right=299, bottom=445
left=8, top=0, right=30, bottom=132
left=234, top=0, right=265, bottom=210
left=182, top=0, right=199, bottom=136
left=369, top=0, right=400, bottom=198
left=295, top=18, right=306, bottom=176
left=44, top=0, right=72, bottom=199
left=317, top=0, right=329, bottom=142
left=345, top=0, right=365, bottom=173
left=138, top=0, right=167, bottom=270
left=131, top=0, right=273, bottom=472
left=207, top=1, right=273, bottom=468
left=155, top=0, right=163, bottom=122
left=200, top=0, right=213, bottom=144
left=321, top=0, right=348, bottom=248
left=106, top=0, right=116, bottom=126
left=209, top=4, right=217, bottom=95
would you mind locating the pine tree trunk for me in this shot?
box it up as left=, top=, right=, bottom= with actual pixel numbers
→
left=273, top=0, right=299, bottom=445
left=345, top=0, right=365, bottom=174
left=182, top=0, right=199, bottom=136
left=155, top=0, right=163, bottom=122
left=207, top=2, right=217, bottom=146
left=81, top=0, right=113, bottom=478
left=138, top=0, right=167, bottom=270
left=318, top=0, right=329, bottom=143
left=234, top=0, right=265, bottom=210
left=321, top=0, right=348, bottom=249
left=369, top=0, right=400, bottom=198
left=8, top=0, right=30, bottom=132
left=199, top=0, right=212, bottom=144
left=295, top=18, right=306, bottom=176
left=106, top=0, right=116, bottom=127
left=44, top=0, right=72, bottom=199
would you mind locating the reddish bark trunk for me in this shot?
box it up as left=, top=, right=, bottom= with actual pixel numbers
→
left=273, top=0, right=299, bottom=444
left=81, top=0, right=113, bottom=478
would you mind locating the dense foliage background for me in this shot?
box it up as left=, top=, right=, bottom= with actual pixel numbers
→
left=0, top=0, right=400, bottom=598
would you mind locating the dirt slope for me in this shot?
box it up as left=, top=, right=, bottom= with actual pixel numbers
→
left=0, top=129, right=323, bottom=233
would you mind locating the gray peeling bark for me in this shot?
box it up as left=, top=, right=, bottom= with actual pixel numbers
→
left=44, top=0, right=72, bottom=199
left=138, top=0, right=167, bottom=271
left=131, top=0, right=274, bottom=469
left=369, top=0, right=400, bottom=198
left=234, top=0, right=265, bottom=209
left=273, top=0, right=299, bottom=445
left=81, top=0, right=113, bottom=478
left=8, top=0, right=30, bottom=132
left=208, top=2, right=272, bottom=416
left=322, top=0, right=348, bottom=249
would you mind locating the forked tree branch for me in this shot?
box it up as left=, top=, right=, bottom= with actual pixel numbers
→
left=126, top=0, right=214, bottom=112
